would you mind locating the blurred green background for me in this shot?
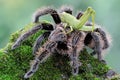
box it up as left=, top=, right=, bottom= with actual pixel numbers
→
left=0, top=0, right=120, bottom=73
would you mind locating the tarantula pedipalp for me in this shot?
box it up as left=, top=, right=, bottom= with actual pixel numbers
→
left=11, top=6, right=111, bottom=78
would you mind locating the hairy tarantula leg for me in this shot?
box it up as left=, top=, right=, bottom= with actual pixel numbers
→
left=12, top=23, right=53, bottom=50
left=70, top=48, right=81, bottom=76
left=95, top=28, right=109, bottom=49
left=24, top=60, right=39, bottom=79
left=24, top=41, right=57, bottom=78
left=70, top=32, right=85, bottom=75
left=33, top=7, right=61, bottom=24
left=24, top=50, right=51, bottom=79
left=91, top=32, right=104, bottom=62
left=33, top=32, right=50, bottom=55
left=60, top=6, right=73, bottom=14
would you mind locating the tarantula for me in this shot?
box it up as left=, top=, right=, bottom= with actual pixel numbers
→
left=12, top=6, right=111, bottom=79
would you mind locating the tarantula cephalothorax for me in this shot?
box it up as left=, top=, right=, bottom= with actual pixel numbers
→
left=12, top=6, right=111, bottom=78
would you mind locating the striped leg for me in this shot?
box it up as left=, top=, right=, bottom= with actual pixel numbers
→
left=33, top=7, right=61, bottom=24
left=95, top=28, right=109, bottom=49
left=70, top=31, right=85, bottom=75
left=12, top=23, right=53, bottom=50
left=24, top=50, right=50, bottom=79
left=91, top=32, right=103, bottom=61
left=70, top=48, right=81, bottom=75
left=33, top=32, right=50, bottom=55
left=24, top=41, right=57, bottom=78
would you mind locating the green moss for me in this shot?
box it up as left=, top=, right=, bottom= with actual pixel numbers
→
left=0, top=23, right=120, bottom=80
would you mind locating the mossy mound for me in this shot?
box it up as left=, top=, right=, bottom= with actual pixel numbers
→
left=0, top=23, right=120, bottom=80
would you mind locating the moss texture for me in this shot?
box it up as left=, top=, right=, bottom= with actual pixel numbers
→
left=0, top=23, right=120, bottom=80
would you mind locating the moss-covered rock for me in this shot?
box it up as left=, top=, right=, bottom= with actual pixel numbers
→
left=0, top=23, right=120, bottom=80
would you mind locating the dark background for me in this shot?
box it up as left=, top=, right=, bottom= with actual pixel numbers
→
left=0, top=0, right=120, bottom=73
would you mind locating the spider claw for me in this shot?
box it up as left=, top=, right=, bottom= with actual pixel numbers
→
left=11, top=45, right=17, bottom=50
left=105, top=70, right=116, bottom=78
left=100, top=60, right=107, bottom=64
left=24, top=71, right=34, bottom=79
left=72, top=68, right=79, bottom=76
left=11, top=43, right=19, bottom=50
